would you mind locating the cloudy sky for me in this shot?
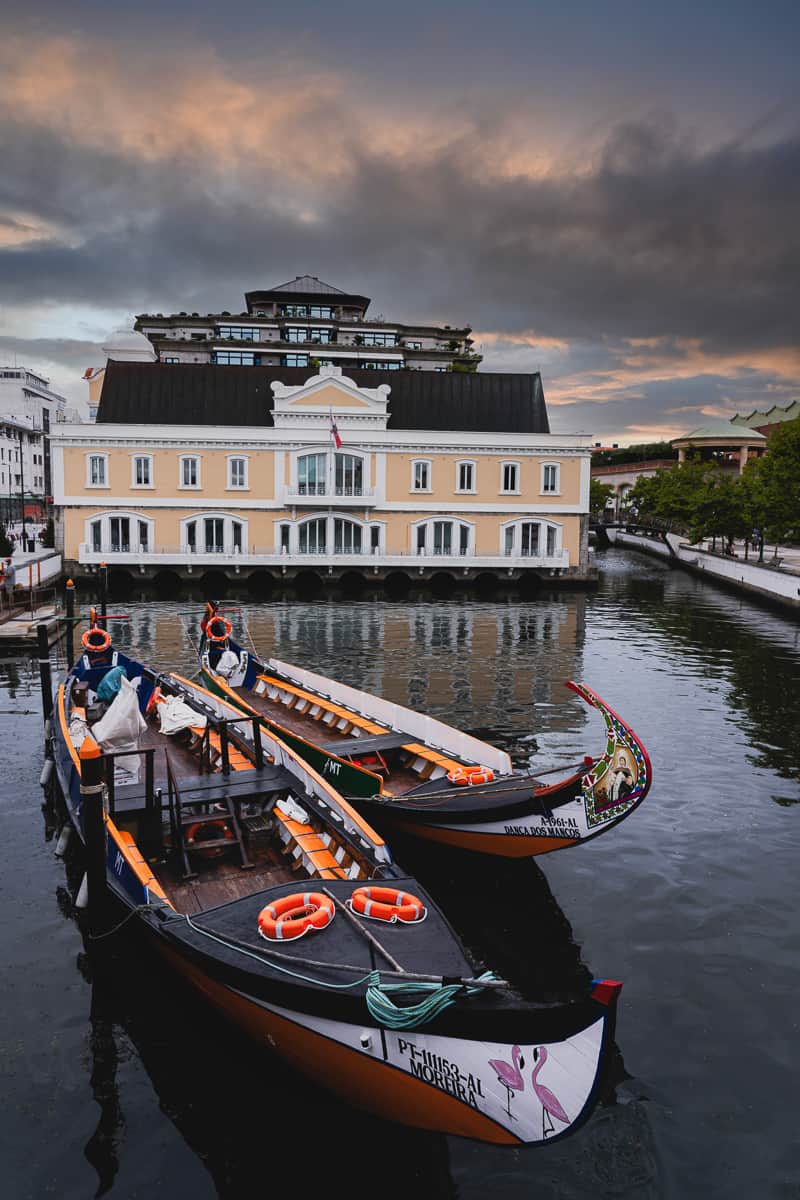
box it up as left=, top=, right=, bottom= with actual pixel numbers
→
left=1, top=0, right=798, bottom=442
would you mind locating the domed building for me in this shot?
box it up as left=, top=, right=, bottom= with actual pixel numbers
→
left=671, top=419, right=767, bottom=475
left=102, top=327, right=158, bottom=363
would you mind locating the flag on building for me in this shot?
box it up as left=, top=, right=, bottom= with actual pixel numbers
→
left=329, top=413, right=342, bottom=449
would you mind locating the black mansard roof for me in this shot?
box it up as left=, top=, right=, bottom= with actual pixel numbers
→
left=96, top=361, right=550, bottom=434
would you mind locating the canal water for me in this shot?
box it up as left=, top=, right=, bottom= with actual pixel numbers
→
left=2, top=548, right=799, bottom=1199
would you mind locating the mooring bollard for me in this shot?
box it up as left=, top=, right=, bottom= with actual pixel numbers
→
left=65, top=578, right=76, bottom=669
left=80, top=737, right=107, bottom=937
left=37, top=623, right=54, bottom=725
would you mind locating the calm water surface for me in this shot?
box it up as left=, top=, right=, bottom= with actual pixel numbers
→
left=2, top=549, right=799, bottom=1199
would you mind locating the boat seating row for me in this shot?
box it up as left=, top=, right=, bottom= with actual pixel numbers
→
left=274, top=806, right=363, bottom=880
left=255, top=674, right=464, bottom=782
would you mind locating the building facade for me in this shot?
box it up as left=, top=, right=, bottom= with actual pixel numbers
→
left=134, top=275, right=481, bottom=375
left=0, top=367, right=68, bottom=525
left=51, top=362, right=594, bottom=590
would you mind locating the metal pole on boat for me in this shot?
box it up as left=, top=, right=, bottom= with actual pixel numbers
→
left=99, top=562, right=108, bottom=630
left=37, top=623, right=54, bottom=725
left=64, top=578, right=76, bottom=669
left=80, top=737, right=108, bottom=938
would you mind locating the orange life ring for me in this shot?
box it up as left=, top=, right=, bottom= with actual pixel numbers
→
left=207, top=616, right=232, bottom=644
left=81, top=627, right=112, bottom=653
left=349, top=886, right=426, bottom=924
left=186, top=819, right=234, bottom=859
left=446, top=765, right=495, bottom=786
left=258, top=892, right=335, bottom=941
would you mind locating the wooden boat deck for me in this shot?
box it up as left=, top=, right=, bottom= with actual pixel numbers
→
left=232, top=684, right=429, bottom=797
left=153, top=847, right=296, bottom=915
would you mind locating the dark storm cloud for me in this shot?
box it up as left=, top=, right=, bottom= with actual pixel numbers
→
left=2, top=103, right=798, bottom=359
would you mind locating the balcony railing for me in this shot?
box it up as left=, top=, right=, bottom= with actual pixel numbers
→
left=285, top=486, right=377, bottom=505
left=77, top=544, right=571, bottom=569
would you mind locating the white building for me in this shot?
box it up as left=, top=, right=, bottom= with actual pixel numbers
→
left=0, top=367, right=68, bottom=527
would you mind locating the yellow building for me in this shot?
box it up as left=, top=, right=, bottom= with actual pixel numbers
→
left=51, top=361, right=595, bottom=592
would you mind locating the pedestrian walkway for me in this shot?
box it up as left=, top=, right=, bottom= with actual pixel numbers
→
left=698, top=538, right=800, bottom=574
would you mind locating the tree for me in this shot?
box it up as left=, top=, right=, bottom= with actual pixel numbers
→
left=589, top=479, right=614, bottom=517
left=747, top=417, right=800, bottom=552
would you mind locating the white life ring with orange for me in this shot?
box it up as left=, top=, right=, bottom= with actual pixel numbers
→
left=81, top=626, right=112, bottom=653
left=258, top=892, right=335, bottom=941
left=446, top=765, right=495, bottom=787
left=185, top=819, right=234, bottom=859
left=349, top=886, right=426, bottom=924
left=206, top=616, right=232, bottom=644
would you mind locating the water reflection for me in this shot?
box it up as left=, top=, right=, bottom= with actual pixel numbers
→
left=594, top=552, right=800, bottom=785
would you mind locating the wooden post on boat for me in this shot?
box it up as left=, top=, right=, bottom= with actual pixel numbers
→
left=37, top=623, right=54, bottom=725
left=98, top=562, right=108, bottom=630
left=65, top=578, right=76, bottom=669
left=80, top=737, right=108, bottom=937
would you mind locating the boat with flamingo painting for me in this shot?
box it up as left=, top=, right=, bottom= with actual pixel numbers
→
left=197, top=603, right=652, bottom=860
left=47, top=625, right=624, bottom=1146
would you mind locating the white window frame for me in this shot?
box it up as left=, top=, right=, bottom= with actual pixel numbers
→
left=83, top=512, right=154, bottom=554
left=227, top=455, right=249, bottom=490
left=500, top=518, right=562, bottom=558
left=500, top=461, right=520, bottom=495
left=456, top=460, right=476, bottom=493
left=540, top=461, right=561, bottom=496
left=86, top=452, right=109, bottom=488
left=131, top=453, right=154, bottom=488
left=178, top=454, right=201, bottom=489
left=411, top=459, right=432, bottom=493
left=412, top=517, right=474, bottom=557
left=180, top=513, right=249, bottom=555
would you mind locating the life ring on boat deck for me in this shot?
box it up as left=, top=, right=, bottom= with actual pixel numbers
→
left=81, top=626, right=112, bottom=653
left=258, top=892, right=335, bottom=941
left=185, top=819, right=234, bottom=859
left=446, top=765, right=495, bottom=787
left=349, top=886, right=426, bottom=924
left=206, top=616, right=232, bottom=644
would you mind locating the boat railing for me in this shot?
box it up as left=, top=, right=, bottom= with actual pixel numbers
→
left=197, top=713, right=267, bottom=775
left=101, top=745, right=163, bottom=858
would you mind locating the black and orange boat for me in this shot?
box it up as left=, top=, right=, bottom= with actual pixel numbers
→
left=198, top=604, right=653, bottom=860
left=49, top=626, right=624, bottom=1146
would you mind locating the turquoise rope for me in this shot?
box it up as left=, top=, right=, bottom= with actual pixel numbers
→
left=184, top=915, right=496, bottom=1029
left=366, top=971, right=498, bottom=1030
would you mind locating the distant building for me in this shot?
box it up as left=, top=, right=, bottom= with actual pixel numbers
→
left=591, top=459, right=677, bottom=520
left=83, top=328, right=158, bottom=420
left=134, top=275, right=481, bottom=374
left=0, top=367, right=68, bottom=526
left=52, top=360, right=595, bottom=590
left=730, top=400, right=800, bottom=438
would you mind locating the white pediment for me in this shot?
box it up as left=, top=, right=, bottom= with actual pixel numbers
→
left=271, top=365, right=390, bottom=432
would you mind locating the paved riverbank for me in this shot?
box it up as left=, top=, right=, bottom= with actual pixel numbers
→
left=606, top=528, right=800, bottom=612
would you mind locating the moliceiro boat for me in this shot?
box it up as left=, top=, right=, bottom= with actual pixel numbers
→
left=50, top=626, right=623, bottom=1146
left=198, top=604, right=652, bottom=859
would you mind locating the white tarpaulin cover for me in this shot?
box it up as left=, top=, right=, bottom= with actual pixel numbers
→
left=157, top=694, right=207, bottom=736
left=91, top=676, right=147, bottom=782
left=215, top=650, right=240, bottom=679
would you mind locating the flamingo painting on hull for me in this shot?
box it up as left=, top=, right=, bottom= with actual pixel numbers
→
left=531, top=1046, right=570, bottom=1136
left=488, top=1045, right=525, bottom=1118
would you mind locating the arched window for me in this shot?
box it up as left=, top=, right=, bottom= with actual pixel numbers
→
left=298, top=453, right=327, bottom=496
left=501, top=519, right=562, bottom=559
left=413, top=518, right=473, bottom=556
left=335, top=453, right=364, bottom=497
left=180, top=513, right=248, bottom=554
left=84, top=512, right=154, bottom=555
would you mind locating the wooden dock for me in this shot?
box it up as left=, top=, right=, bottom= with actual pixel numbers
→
left=0, top=602, right=63, bottom=648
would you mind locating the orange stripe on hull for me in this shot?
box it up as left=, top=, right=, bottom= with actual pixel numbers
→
left=154, top=939, right=521, bottom=1145
left=378, top=819, right=577, bottom=858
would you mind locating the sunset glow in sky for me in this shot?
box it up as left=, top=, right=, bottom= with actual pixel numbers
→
left=1, top=0, right=798, bottom=442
